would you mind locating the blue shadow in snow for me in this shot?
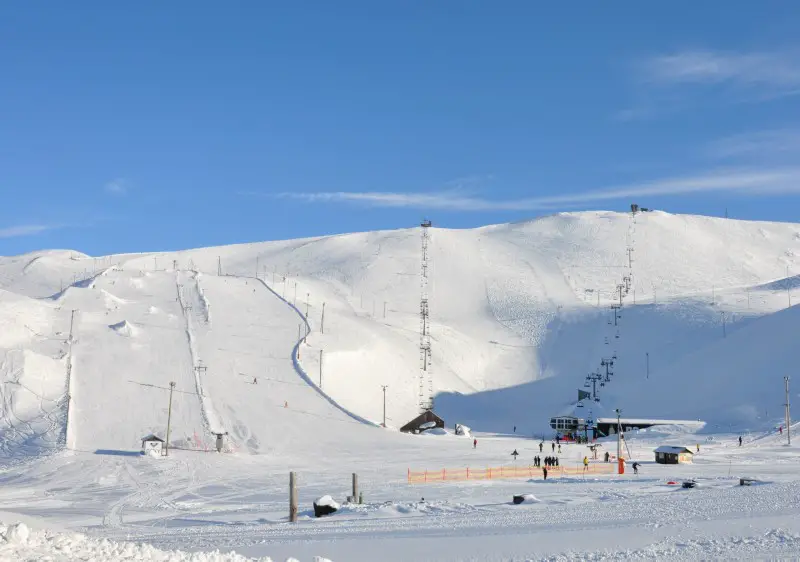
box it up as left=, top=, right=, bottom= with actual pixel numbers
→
left=94, top=449, right=140, bottom=457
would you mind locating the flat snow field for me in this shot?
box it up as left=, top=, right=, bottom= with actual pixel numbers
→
left=1, top=430, right=800, bottom=561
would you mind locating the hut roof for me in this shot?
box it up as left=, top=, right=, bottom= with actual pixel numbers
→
left=654, top=446, right=693, bottom=454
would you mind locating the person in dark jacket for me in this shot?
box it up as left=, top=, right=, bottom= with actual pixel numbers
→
left=542, top=466, right=548, bottom=480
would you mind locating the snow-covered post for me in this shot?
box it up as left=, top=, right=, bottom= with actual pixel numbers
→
left=289, top=472, right=298, bottom=523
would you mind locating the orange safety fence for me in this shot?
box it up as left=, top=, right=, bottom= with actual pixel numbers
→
left=407, top=463, right=616, bottom=483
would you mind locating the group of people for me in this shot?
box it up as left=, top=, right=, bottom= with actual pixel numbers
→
left=532, top=455, right=558, bottom=468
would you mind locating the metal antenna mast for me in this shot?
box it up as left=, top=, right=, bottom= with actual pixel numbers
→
left=419, top=219, right=433, bottom=412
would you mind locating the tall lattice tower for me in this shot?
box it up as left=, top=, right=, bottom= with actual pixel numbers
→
left=419, top=219, right=433, bottom=412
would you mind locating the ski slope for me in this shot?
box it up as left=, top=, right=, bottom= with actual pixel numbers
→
left=2, top=210, right=800, bottom=457
left=2, top=210, right=800, bottom=560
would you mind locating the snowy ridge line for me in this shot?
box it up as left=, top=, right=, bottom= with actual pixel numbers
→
left=252, top=275, right=379, bottom=428
left=175, top=278, right=225, bottom=437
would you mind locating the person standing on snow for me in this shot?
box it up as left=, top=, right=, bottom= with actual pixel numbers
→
left=539, top=442, right=544, bottom=453
left=551, top=442, right=555, bottom=453
left=738, top=436, right=743, bottom=447
left=542, top=466, right=548, bottom=480
left=558, top=444, right=562, bottom=454
left=473, top=438, right=477, bottom=449
left=583, top=456, right=589, bottom=471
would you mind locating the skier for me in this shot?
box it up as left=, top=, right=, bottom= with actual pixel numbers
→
left=555, top=457, right=559, bottom=467
left=558, top=444, right=562, bottom=454
left=780, top=426, right=784, bottom=435
left=542, top=466, right=548, bottom=480
left=583, top=456, right=589, bottom=471
left=551, top=442, right=555, bottom=453
left=511, top=449, right=519, bottom=461
left=604, top=451, right=610, bottom=463
left=632, top=461, right=639, bottom=475
left=253, top=377, right=257, bottom=385
left=539, top=442, right=544, bottom=453
left=738, top=436, right=743, bottom=447
left=473, top=438, right=477, bottom=449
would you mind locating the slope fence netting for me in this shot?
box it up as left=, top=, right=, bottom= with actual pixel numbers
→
left=407, top=463, right=615, bottom=483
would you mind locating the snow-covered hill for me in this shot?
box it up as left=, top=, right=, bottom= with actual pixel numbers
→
left=2, top=210, right=800, bottom=457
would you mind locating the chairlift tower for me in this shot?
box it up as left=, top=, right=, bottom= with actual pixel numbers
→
left=585, top=371, right=604, bottom=402
left=419, top=219, right=433, bottom=412
left=600, top=357, right=615, bottom=382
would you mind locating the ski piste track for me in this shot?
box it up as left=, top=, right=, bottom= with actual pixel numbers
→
left=253, top=275, right=378, bottom=428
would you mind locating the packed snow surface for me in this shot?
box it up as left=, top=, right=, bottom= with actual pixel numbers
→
left=1, top=211, right=800, bottom=560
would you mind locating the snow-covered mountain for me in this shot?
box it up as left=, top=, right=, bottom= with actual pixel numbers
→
left=2, top=210, right=799, bottom=458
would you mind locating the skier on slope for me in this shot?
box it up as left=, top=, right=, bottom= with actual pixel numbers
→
left=632, top=462, right=640, bottom=475
left=473, top=438, right=477, bottom=449
left=551, top=442, right=555, bottom=453
left=557, top=444, right=562, bottom=453
left=539, top=442, right=544, bottom=453
left=738, top=436, right=743, bottom=447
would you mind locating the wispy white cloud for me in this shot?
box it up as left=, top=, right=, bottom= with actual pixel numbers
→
left=104, top=178, right=130, bottom=195
left=705, top=129, right=800, bottom=159
left=260, top=167, right=800, bottom=212
left=0, top=224, right=57, bottom=238
left=645, top=50, right=800, bottom=95
left=619, top=49, right=800, bottom=119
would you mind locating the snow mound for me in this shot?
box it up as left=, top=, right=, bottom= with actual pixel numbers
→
left=315, top=495, right=340, bottom=510
left=455, top=423, right=472, bottom=437
left=420, top=427, right=451, bottom=436
left=514, top=494, right=540, bottom=504
left=147, top=305, right=160, bottom=315
left=0, top=521, right=282, bottom=561
left=102, top=289, right=129, bottom=306
left=108, top=320, right=138, bottom=337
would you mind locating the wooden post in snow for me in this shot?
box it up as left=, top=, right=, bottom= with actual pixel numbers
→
left=289, top=472, right=298, bottom=523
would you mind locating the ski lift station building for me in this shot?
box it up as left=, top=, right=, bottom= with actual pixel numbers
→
left=654, top=446, right=694, bottom=464
left=593, top=418, right=704, bottom=438
left=549, top=416, right=704, bottom=439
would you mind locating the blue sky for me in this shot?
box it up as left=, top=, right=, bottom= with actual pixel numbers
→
left=2, top=2, right=800, bottom=256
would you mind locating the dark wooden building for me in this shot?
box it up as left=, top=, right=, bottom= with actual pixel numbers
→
left=400, top=410, right=445, bottom=434
left=654, top=446, right=694, bottom=464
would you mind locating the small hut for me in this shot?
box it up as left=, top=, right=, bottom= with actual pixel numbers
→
left=654, top=446, right=694, bottom=464
left=400, top=410, right=445, bottom=434
left=141, top=434, right=165, bottom=456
